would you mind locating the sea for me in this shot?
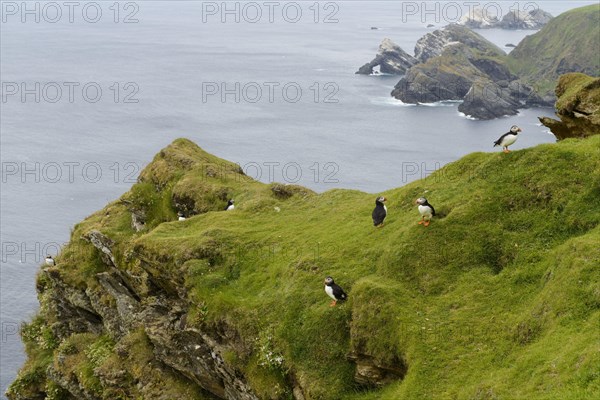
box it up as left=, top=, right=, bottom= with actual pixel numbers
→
left=0, top=0, right=595, bottom=395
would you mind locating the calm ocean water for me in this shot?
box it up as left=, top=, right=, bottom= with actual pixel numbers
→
left=1, top=1, right=594, bottom=395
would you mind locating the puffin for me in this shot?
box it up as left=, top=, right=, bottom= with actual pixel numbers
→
left=324, top=276, right=348, bottom=307
left=177, top=212, right=186, bottom=221
left=494, top=125, right=522, bottom=153
left=45, top=255, right=55, bottom=266
left=225, top=199, right=235, bottom=211
left=372, top=196, right=387, bottom=227
left=416, top=197, right=435, bottom=227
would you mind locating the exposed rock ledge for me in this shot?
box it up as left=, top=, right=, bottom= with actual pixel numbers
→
left=539, top=73, right=600, bottom=140
left=10, top=224, right=259, bottom=400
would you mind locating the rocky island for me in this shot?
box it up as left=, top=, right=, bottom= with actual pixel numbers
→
left=355, top=38, right=417, bottom=75
left=458, top=7, right=553, bottom=30
left=389, top=24, right=546, bottom=119
left=357, top=5, right=600, bottom=120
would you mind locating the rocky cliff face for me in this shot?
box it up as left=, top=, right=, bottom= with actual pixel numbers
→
left=413, top=24, right=501, bottom=63
left=539, top=73, right=600, bottom=140
left=356, top=38, right=417, bottom=75
left=8, top=230, right=260, bottom=400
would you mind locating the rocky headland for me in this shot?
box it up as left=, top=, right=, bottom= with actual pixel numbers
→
left=357, top=5, right=600, bottom=120
left=387, top=24, right=546, bottom=119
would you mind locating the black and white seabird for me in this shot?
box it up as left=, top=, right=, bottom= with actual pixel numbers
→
left=372, top=196, right=387, bottom=227
left=225, top=199, right=235, bottom=211
left=416, top=197, right=435, bottom=227
left=324, top=276, right=348, bottom=307
left=494, top=125, right=522, bottom=153
left=177, top=212, right=186, bottom=221
left=45, top=255, right=55, bottom=266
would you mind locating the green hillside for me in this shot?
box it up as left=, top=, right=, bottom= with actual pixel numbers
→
left=509, top=4, right=600, bottom=99
left=8, top=136, right=600, bottom=400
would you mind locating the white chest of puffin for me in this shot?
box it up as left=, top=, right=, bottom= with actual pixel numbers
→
left=494, top=125, right=522, bottom=153
left=416, top=197, right=436, bottom=227
left=225, top=199, right=235, bottom=211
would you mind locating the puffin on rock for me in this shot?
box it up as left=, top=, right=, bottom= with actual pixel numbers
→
left=45, top=255, right=55, bottom=266
left=225, top=199, right=235, bottom=211
left=416, top=197, right=435, bottom=227
left=494, top=125, right=522, bottom=153
left=372, top=196, right=387, bottom=227
left=324, top=276, right=348, bottom=307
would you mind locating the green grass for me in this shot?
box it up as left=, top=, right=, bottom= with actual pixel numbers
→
left=508, top=5, right=600, bottom=98
left=10, top=136, right=600, bottom=400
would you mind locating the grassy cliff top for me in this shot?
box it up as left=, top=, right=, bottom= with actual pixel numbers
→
left=13, top=136, right=600, bottom=399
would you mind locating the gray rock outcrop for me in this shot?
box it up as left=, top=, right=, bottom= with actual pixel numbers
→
left=388, top=24, right=552, bottom=118
left=356, top=38, right=417, bottom=75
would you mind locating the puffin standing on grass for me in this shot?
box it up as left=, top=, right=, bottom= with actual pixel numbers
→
left=324, top=276, right=348, bottom=307
left=177, top=212, right=186, bottom=221
left=416, top=197, right=435, bottom=227
left=225, top=199, right=235, bottom=211
left=494, top=125, right=522, bottom=153
left=45, top=255, right=55, bottom=266
left=372, top=196, right=387, bottom=227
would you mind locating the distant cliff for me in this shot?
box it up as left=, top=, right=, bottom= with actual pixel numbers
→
left=7, top=136, right=600, bottom=400
left=358, top=5, right=600, bottom=120
left=388, top=24, right=546, bottom=119
left=458, top=7, right=553, bottom=30
left=507, top=4, right=600, bottom=102
left=539, top=73, right=600, bottom=140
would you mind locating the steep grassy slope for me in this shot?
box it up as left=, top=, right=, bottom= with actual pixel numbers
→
left=8, top=137, right=600, bottom=400
left=508, top=4, right=600, bottom=100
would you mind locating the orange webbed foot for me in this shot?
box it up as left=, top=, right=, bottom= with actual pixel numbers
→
left=418, top=221, right=424, bottom=225
left=330, top=300, right=337, bottom=307
left=424, top=221, right=430, bottom=227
